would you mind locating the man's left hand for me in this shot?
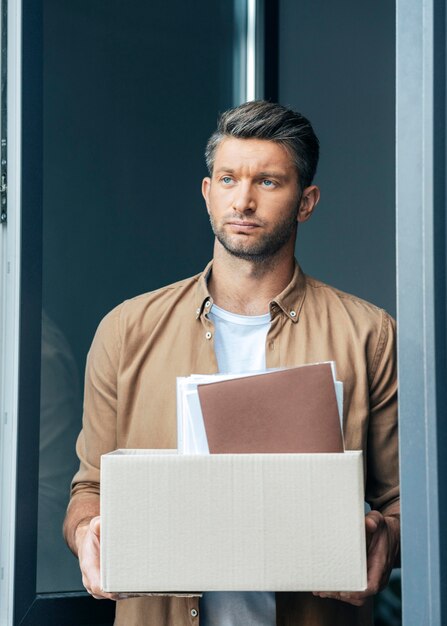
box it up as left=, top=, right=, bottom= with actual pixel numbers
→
left=312, top=510, right=400, bottom=607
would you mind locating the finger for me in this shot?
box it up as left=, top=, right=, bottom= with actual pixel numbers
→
left=330, top=590, right=368, bottom=606
left=312, top=590, right=367, bottom=606
left=365, top=544, right=388, bottom=595
left=365, top=512, right=386, bottom=551
left=88, top=589, right=118, bottom=601
left=363, top=523, right=392, bottom=596
left=338, top=592, right=367, bottom=607
left=90, top=516, right=101, bottom=538
left=95, top=586, right=120, bottom=601
left=84, top=579, right=118, bottom=601
left=365, top=511, right=383, bottom=534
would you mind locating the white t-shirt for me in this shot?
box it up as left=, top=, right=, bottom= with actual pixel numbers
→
left=200, top=303, right=275, bottom=626
left=208, top=303, right=270, bottom=374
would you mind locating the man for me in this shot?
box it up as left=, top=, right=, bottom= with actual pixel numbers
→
left=64, top=100, right=399, bottom=626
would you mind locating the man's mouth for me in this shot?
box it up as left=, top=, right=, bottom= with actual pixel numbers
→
left=226, top=220, right=261, bottom=230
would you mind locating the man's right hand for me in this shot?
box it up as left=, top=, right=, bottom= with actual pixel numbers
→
left=76, top=516, right=118, bottom=601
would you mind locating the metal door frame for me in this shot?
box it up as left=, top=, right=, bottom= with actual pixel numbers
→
left=396, top=0, right=447, bottom=623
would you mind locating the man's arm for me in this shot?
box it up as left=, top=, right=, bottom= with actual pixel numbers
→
left=315, top=311, right=400, bottom=606
left=359, top=511, right=399, bottom=599
left=63, top=494, right=118, bottom=600
left=63, top=493, right=99, bottom=556
left=313, top=511, right=399, bottom=606
left=64, top=306, right=122, bottom=599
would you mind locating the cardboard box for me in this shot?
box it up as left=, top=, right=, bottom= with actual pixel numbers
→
left=100, top=450, right=367, bottom=593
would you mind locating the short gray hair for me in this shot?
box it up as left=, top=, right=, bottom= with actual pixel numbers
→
left=205, top=100, right=320, bottom=190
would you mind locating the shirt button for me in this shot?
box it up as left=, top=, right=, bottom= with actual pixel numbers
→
left=290, top=310, right=297, bottom=318
left=205, top=300, right=211, bottom=308
left=205, top=331, right=212, bottom=340
left=191, top=608, right=198, bottom=617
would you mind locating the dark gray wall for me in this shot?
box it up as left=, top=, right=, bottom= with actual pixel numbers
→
left=43, top=0, right=235, bottom=372
left=279, top=0, right=396, bottom=316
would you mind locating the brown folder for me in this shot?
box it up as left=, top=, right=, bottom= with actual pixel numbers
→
left=197, top=363, right=344, bottom=453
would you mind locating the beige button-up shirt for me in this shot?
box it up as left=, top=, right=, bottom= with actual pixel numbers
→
left=71, top=260, right=399, bottom=626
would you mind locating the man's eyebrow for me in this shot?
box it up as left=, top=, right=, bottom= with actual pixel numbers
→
left=214, top=167, right=288, bottom=180
left=257, top=170, right=288, bottom=180
left=214, top=167, right=235, bottom=175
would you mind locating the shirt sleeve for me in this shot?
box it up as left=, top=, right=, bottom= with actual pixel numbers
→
left=365, top=311, right=399, bottom=515
left=70, top=303, right=123, bottom=500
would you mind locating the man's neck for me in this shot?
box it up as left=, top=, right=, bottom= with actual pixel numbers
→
left=208, top=242, right=295, bottom=316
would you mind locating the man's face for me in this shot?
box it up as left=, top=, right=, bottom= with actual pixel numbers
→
left=202, top=138, right=304, bottom=262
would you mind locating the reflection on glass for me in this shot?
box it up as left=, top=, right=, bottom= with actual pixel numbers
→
left=38, top=0, right=243, bottom=592
left=37, top=312, right=82, bottom=592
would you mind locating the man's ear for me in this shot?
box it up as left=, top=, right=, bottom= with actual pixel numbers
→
left=202, top=177, right=211, bottom=213
left=297, top=185, right=320, bottom=223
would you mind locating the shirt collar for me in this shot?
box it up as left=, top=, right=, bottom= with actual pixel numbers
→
left=195, top=260, right=214, bottom=319
left=269, top=260, right=307, bottom=323
left=194, top=259, right=306, bottom=323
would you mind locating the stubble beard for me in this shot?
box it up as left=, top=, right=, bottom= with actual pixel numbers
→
left=208, top=210, right=299, bottom=262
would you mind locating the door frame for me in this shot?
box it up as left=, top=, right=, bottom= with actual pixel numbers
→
left=396, top=0, right=447, bottom=624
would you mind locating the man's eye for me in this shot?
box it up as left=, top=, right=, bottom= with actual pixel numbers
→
left=262, top=179, right=275, bottom=187
left=221, top=176, right=233, bottom=184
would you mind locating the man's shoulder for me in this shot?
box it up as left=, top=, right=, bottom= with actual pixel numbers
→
left=125, top=272, right=201, bottom=311
left=101, top=271, right=203, bottom=332
left=303, top=275, right=396, bottom=381
left=304, top=274, right=394, bottom=326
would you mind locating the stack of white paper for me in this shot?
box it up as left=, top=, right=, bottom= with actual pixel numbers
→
left=176, top=362, right=343, bottom=455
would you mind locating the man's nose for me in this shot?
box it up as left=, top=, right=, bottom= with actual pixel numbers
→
left=232, top=182, right=256, bottom=213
